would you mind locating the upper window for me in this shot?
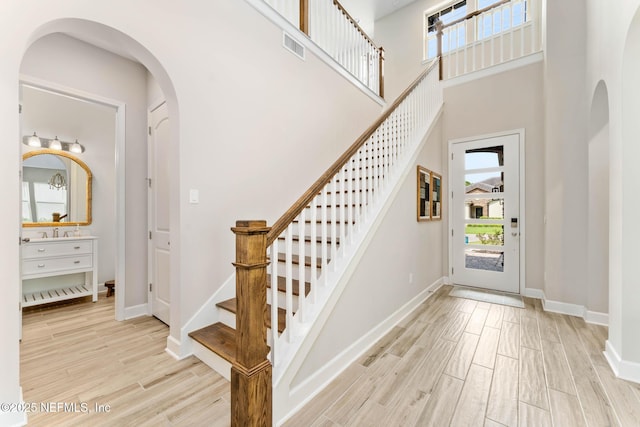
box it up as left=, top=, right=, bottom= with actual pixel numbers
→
left=424, top=0, right=528, bottom=59
left=425, top=1, right=467, bottom=59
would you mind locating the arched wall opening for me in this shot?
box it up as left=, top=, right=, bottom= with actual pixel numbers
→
left=607, top=4, right=640, bottom=377
left=587, top=80, right=609, bottom=317
left=18, top=19, right=181, bottom=338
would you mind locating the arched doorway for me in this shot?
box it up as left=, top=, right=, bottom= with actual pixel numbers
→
left=19, top=18, right=181, bottom=341
left=586, top=81, right=609, bottom=321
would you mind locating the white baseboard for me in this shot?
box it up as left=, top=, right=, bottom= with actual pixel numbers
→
left=585, top=310, right=609, bottom=326
left=280, top=277, right=445, bottom=426
left=604, top=340, right=640, bottom=384
left=523, top=287, right=545, bottom=300
left=165, top=335, right=184, bottom=360
left=123, top=303, right=149, bottom=320
left=542, top=298, right=585, bottom=318
left=523, top=288, right=609, bottom=327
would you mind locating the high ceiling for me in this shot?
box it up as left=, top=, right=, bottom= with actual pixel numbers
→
left=341, top=0, right=418, bottom=21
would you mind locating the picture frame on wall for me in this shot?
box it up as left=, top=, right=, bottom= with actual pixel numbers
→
left=417, top=165, right=443, bottom=221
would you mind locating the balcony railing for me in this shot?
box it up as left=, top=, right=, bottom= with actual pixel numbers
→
left=263, top=0, right=384, bottom=97
left=430, top=0, right=541, bottom=80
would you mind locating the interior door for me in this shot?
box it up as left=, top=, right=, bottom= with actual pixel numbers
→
left=149, top=102, right=171, bottom=324
left=451, top=133, right=520, bottom=293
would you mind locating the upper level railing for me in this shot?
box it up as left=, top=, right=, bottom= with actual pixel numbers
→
left=263, top=0, right=384, bottom=97
left=430, top=0, right=540, bottom=80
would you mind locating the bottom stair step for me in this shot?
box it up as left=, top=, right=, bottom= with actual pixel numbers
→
left=189, top=322, right=237, bottom=365
left=217, top=298, right=287, bottom=333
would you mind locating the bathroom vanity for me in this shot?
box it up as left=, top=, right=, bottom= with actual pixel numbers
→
left=21, top=236, right=98, bottom=307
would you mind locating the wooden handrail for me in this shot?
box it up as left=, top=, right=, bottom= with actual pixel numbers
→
left=333, top=0, right=378, bottom=49
left=266, top=58, right=439, bottom=245
left=441, top=0, right=511, bottom=30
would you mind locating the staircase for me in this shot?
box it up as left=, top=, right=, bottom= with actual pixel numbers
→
left=187, top=59, right=442, bottom=425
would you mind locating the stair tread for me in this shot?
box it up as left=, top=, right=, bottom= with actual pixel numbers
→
left=266, top=274, right=310, bottom=296
left=188, top=322, right=237, bottom=365
left=217, top=298, right=286, bottom=333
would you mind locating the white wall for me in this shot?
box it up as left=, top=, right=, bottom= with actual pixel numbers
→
left=291, top=116, right=445, bottom=386
left=20, top=84, right=117, bottom=286
left=0, top=1, right=382, bottom=418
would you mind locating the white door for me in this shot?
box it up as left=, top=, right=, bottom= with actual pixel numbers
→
left=451, top=133, right=520, bottom=293
left=149, top=103, right=171, bottom=324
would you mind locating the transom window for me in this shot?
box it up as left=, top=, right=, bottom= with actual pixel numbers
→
left=425, top=1, right=467, bottom=59
left=424, top=0, right=528, bottom=60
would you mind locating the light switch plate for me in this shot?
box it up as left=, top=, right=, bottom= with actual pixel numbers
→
left=189, top=189, right=199, bottom=204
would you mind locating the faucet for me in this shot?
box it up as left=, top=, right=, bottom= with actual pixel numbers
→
left=53, top=228, right=59, bottom=238
left=63, top=231, right=70, bottom=238
left=41, top=231, right=48, bottom=238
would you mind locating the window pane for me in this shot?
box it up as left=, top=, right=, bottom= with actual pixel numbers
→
left=34, top=182, right=67, bottom=222
left=478, top=0, right=501, bottom=8
left=464, top=198, right=504, bottom=219
left=465, top=248, right=504, bottom=272
left=465, top=224, right=504, bottom=246
left=465, top=145, right=504, bottom=169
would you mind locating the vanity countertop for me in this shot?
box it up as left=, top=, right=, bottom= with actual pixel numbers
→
left=25, top=235, right=98, bottom=243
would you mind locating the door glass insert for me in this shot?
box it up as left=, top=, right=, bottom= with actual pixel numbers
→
left=465, top=248, right=504, bottom=272
left=465, top=171, right=504, bottom=192
left=465, top=224, right=504, bottom=246
left=465, top=145, right=504, bottom=169
left=464, top=198, right=505, bottom=219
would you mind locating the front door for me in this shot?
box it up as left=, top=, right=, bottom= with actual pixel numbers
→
left=149, top=103, right=171, bottom=323
left=451, top=133, right=521, bottom=293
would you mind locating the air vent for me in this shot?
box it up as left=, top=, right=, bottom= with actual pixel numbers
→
left=283, top=32, right=305, bottom=60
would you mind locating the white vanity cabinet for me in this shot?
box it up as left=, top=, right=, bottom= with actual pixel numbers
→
left=21, top=236, right=98, bottom=307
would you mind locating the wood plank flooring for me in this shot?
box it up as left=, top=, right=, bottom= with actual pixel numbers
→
left=21, top=286, right=640, bottom=426
left=285, top=286, right=640, bottom=427
left=21, top=296, right=230, bottom=426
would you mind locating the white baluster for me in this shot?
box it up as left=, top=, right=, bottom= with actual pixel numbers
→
left=270, top=241, right=278, bottom=366
left=340, top=167, right=346, bottom=250
left=298, top=209, right=306, bottom=321
left=321, top=187, right=328, bottom=275
left=285, top=224, right=294, bottom=341
left=347, top=158, right=354, bottom=244
left=310, top=194, right=317, bottom=304
left=330, top=177, right=337, bottom=270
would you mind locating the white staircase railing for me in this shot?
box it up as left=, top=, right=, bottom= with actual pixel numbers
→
left=262, top=0, right=384, bottom=97
left=430, top=0, right=541, bottom=80
left=266, top=59, right=442, bottom=381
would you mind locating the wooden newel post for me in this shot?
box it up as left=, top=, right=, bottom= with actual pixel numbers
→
left=230, top=220, right=272, bottom=427
left=436, top=19, right=443, bottom=80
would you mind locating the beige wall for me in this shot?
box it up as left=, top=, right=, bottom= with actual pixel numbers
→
left=291, top=115, right=445, bottom=387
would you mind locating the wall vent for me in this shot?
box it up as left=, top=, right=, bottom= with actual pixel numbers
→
left=283, top=32, right=305, bottom=60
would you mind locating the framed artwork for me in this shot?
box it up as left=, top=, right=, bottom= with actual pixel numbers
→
left=417, top=166, right=443, bottom=221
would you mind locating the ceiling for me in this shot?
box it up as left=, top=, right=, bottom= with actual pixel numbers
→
left=341, top=0, right=418, bottom=21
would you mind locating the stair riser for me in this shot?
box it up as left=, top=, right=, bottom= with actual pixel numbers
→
left=277, top=239, right=338, bottom=256
left=218, top=310, right=275, bottom=347
left=267, top=290, right=300, bottom=312
left=274, top=261, right=320, bottom=283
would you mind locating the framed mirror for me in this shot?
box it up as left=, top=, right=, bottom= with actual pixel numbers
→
left=22, top=149, right=92, bottom=227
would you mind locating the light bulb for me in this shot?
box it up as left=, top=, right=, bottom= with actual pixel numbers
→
left=49, top=137, right=62, bottom=150
left=27, top=132, right=41, bottom=147
left=70, top=139, right=83, bottom=153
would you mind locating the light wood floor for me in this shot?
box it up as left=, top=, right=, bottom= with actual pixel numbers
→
left=21, top=287, right=640, bottom=426
left=21, top=296, right=230, bottom=426
left=285, top=286, right=640, bottom=427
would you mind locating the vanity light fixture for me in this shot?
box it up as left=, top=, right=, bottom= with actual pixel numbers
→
left=48, top=171, right=67, bottom=190
left=26, top=132, right=41, bottom=148
left=70, top=139, right=83, bottom=154
left=22, top=134, right=86, bottom=153
left=49, top=136, right=62, bottom=150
